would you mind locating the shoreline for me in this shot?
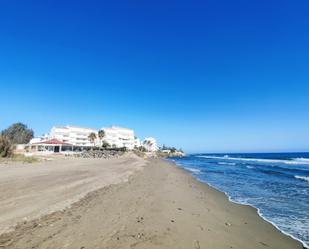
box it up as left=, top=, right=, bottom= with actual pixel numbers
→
left=158, top=158, right=304, bottom=249
left=229, top=193, right=308, bottom=249
left=0, top=157, right=304, bottom=248
left=177, top=164, right=308, bottom=248
left=171, top=159, right=308, bottom=249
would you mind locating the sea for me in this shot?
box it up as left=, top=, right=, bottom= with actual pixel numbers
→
left=169, top=152, right=309, bottom=248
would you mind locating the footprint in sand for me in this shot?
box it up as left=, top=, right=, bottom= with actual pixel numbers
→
left=194, top=240, right=200, bottom=249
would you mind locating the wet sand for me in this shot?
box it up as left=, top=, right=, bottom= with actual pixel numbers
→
left=0, top=157, right=303, bottom=249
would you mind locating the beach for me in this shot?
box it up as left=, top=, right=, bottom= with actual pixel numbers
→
left=0, top=155, right=303, bottom=249
left=0, top=154, right=145, bottom=235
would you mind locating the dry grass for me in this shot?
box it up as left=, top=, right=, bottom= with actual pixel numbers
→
left=11, top=154, right=39, bottom=163
left=132, top=150, right=146, bottom=158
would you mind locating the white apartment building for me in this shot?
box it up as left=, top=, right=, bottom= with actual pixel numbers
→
left=29, top=134, right=49, bottom=144
left=49, top=125, right=98, bottom=147
left=134, top=137, right=142, bottom=148
left=29, top=124, right=159, bottom=152
left=102, top=126, right=135, bottom=150
left=142, top=137, right=158, bottom=152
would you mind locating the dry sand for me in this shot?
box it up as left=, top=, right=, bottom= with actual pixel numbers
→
left=0, top=154, right=145, bottom=235
left=0, top=156, right=303, bottom=249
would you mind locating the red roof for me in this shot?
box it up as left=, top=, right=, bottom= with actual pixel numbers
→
left=33, top=139, right=72, bottom=146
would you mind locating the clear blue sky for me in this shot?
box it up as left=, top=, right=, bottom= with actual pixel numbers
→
left=0, top=0, right=308, bottom=153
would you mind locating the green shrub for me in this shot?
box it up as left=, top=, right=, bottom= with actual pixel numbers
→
left=0, top=135, right=13, bottom=158
left=1, top=122, right=33, bottom=144
left=12, top=154, right=39, bottom=163
left=119, top=147, right=127, bottom=152
left=133, top=150, right=146, bottom=158
left=136, top=146, right=146, bottom=152
left=102, top=141, right=111, bottom=148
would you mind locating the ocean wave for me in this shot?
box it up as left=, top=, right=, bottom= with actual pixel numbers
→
left=294, top=175, right=309, bottom=183
left=218, top=162, right=236, bottom=166
left=255, top=209, right=309, bottom=249
left=289, top=158, right=309, bottom=165
left=195, top=178, right=309, bottom=249
left=184, top=167, right=201, bottom=173
left=198, top=155, right=309, bottom=165
left=202, top=169, right=224, bottom=174
left=257, top=169, right=286, bottom=176
left=172, top=156, right=309, bottom=248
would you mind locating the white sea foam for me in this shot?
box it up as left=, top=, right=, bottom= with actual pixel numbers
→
left=255, top=208, right=309, bottom=249
left=288, top=158, right=309, bottom=165
left=293, top=157, right=309, bottom=162
left=198, top=155, right=309, bottom=165
left=246, top=165, right=254, bottom=169
left=208, top=184, right=309, bottom=248
left=184, top=167, right=201, bottom=173
left=294, top=175, right=309, bottom=183
left=171, top=157, right=309, bottom=248
left=218, top=162, right=236, bottom=166
left=194, top=177, right=309, bottom=248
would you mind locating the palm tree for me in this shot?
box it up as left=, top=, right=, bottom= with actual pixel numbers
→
left=98, top=130, right=106, bottom=148
left=98, top=129, right=105, bottom=144
left=143, top=140, right=152, bottom=151
left=88, top=132, right=97, bottom=147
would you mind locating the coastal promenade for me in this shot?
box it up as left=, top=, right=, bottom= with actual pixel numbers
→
left=0, top=155, right=303, bottom=249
